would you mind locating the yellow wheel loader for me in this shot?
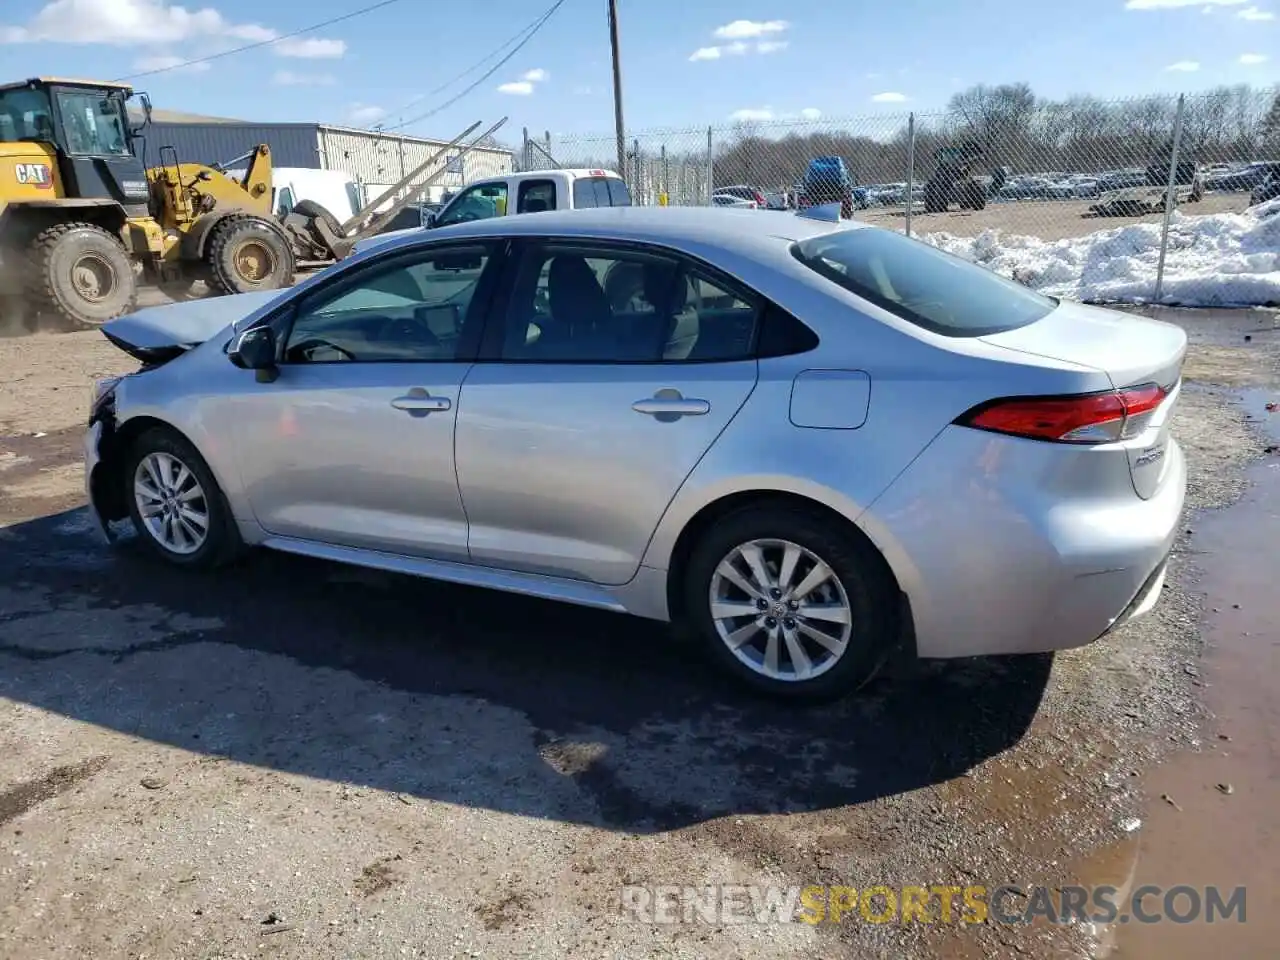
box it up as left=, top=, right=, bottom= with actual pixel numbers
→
left=0, top=77, right=294, bottom=329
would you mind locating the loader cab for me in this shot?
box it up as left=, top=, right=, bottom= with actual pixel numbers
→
left=0, top=78, right=151, bottom=215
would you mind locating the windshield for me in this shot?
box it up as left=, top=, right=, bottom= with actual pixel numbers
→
left=56, top=90, right=131, bottom=156
left=792, top=228, right=1056, bottom=337
left=0, top=87, right=54, bottom=144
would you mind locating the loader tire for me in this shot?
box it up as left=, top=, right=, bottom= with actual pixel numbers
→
left=28, top=222, right=137, bottom=327
left=205, top=215, right=295, bottom=296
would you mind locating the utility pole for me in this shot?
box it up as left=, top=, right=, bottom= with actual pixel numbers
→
left=607, top=0, right=626, bottom=176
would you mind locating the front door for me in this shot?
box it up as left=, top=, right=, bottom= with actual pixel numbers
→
left=230, top=240, right=501, bottom=561
left=455, top=239, right=762, bottom=584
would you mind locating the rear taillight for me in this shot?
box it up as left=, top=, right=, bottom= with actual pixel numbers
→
left=956, top=383, right=1168, bottom=444
left=754, top=191, right=767, bottom=207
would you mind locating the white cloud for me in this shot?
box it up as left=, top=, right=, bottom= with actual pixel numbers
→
left=1164, top=59, right=1201, bottom=71
left=275, top=37, right=345, bottom=58
left=0, top=0, right=344, bottom=61
left=1126, top=0, right=1244, bottom=7
left=346, top=104, right=385, bottom=126
left=1237, top=4, right=1275, bottom=17
left=871, top=91, right=909, bottom=102
left=688, top=46, right=721, bottom=61
left=496, top=67, right=547, bottom=95
left=799, top=107, right=821, bottom=119
left=730, top=107, right=774, bottom=121
left=1238, top=52, right=1268, bottom=63
left=132, top=53, right=209, bottom=73
left=756, top=40, right=788, bottom=53
left=273, top=69, right=335, bottom=86
left=712, top=18, right=788, bottom=39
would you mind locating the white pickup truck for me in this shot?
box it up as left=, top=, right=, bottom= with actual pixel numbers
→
left=430, top=167, right=632, bottom=227
left=354, top=168, right=632, bottom=252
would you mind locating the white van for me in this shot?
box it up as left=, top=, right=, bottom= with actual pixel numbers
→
left=227, top=166, right=364, bottom=222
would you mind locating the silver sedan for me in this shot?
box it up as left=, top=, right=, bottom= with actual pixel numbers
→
left=85, top=206, right=1187, bottom=701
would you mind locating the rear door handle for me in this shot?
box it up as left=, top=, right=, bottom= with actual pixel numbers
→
left=391, top=389, right=451, bottom=416
left=632, top=389, right=710, bottom=422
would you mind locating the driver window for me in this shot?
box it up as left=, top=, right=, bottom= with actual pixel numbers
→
left=284, top=244, right=494, bottom=363
left=435, top=182, right=508, bottom=227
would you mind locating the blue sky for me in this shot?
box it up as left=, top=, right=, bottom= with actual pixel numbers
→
left=2, top=0, right=1278, bottom=139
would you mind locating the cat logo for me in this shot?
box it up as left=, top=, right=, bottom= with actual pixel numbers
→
left=15, top=163, right=53, bottom=188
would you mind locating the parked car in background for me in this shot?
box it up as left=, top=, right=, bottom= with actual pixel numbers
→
left=1251, top=165, right=1280, bottom=206
left=1096, top=168, right=1148, bottom=194
left=85, top=206, right=1187, bottom=701
left=1204, top=161, right=1278, bottom=193
left=712, top=193, right=758, bottom=209
left=713, top=184, right=768, bottom=208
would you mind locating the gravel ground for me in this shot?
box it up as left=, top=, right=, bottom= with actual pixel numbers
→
left=0, top=308, right=1276, bottom=959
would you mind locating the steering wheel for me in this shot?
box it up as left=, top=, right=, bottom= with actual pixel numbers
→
left=377, top=316, right=440, bottom=347
left=287, top=337, right=356, bottom=362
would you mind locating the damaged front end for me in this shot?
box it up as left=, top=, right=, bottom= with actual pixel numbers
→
left=85, top=374, right=126, bottom=542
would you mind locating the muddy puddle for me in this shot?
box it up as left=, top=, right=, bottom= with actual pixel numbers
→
left=1106, top=390, right=1279, bottom=957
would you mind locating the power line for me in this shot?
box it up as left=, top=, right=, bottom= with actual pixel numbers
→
left=383, top=1, right=564, bottom=125
left=112, top=0, right=408, bottom=81
left=385, top=0, right=565, bottom=132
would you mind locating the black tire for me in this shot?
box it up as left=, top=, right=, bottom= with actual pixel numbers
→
left=123, top=426, right=243, bottom=569
left=28, top=222, right=137, bottom=326
left=204, top=215, right=295, bottom=296
left=291, top=198, right=345, bottom=242
left=682, top=503, right=900, bottom=702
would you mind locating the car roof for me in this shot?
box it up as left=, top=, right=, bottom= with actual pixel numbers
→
left=368, top=206, right=857, bottom=261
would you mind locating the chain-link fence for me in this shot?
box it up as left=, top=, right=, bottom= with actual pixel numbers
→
left=529, top=87, right=1280, bottom=308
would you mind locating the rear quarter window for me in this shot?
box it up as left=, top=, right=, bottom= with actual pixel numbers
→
left=792, top=228, right=1056, bottom=337
left=572, top=176, right=630, bottom=208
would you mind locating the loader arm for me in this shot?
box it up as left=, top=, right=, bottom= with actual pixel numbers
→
left=296, top=118, right=508, bottom=261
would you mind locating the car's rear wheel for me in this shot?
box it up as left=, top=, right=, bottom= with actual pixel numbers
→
left=684, top=504, right=899, bottom=701
left=124, top=427, right=241, bottom=568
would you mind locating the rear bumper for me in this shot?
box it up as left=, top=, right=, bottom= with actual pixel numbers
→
left=859, top=428, right=1187, bottom=659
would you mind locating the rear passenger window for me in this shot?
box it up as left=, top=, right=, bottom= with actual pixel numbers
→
left=495, top=243, right=759, bottom=363
left=518, top=179, right=556, bottom=213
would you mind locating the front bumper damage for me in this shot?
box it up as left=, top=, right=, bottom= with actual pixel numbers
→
left=84, top=378, right=127, bottom=543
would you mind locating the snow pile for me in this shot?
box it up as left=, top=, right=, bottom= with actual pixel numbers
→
left=918, top=198, right=1280, bottom=307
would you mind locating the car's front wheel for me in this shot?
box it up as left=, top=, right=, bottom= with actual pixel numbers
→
left=124, top=427, right=241, bottom=568
left=684, top=504, right=899, bottom=701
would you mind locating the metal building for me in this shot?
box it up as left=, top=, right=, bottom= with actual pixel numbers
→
left=139, top=112, right=515, bottom=204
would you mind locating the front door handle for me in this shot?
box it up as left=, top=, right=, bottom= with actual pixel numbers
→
left=391, top=389, right=451, bottom=417
left=632, top=389, right=710, bottom=422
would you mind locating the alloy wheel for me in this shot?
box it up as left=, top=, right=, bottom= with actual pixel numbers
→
left=133, top=451, right=210, bottom=555
left=708, top=538, right=853, bottom=682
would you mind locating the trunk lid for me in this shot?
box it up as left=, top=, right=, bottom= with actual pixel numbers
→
left=981, top=300, right=1186, bottom=499
left=101, top=290, right=287, bottom=364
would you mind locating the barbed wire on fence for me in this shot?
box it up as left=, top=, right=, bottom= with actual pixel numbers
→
left=511, top=85, right=1280, bottom=308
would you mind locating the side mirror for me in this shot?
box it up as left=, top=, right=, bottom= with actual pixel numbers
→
left=229, top=326, right=279, bottom=383
left=423, top=211, right=438, bottom=228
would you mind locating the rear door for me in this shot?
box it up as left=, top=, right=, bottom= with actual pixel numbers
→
left=454, top=238, right=760, bottom=584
